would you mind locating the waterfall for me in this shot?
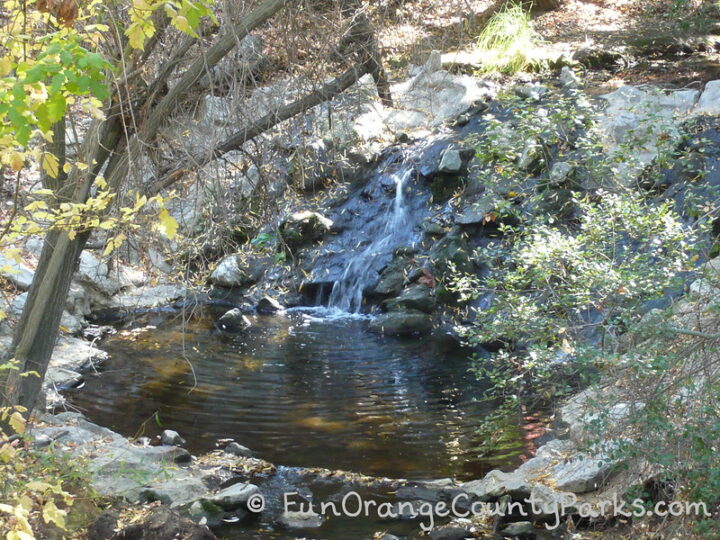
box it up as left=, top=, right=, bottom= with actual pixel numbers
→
left=328, top=166, right=415, bottom=313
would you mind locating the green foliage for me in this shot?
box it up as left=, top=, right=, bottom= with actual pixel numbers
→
left=475, top=2, right=542, bottom=74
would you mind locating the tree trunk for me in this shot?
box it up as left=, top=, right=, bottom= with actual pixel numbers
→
left=0, top=0, right=291, bottom=422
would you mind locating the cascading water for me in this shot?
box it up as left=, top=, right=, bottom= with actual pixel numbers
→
left=327, top=165, right=416, bottom=313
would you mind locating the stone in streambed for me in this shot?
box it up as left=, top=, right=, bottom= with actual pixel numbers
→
left=217, top=308, right=251, bottom=331
left=384, top=284, right=435, bottom=313
left=160, top=429, right=186, bottom=446
left=224, top=442, right=252, bottom=457
left=369, top=309, right=432, bottom=335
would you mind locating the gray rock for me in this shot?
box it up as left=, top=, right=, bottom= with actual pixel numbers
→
left=0, top=253, right=34, bottom=290
left=460, top=469, right=531, bottom=501
left=439, top=147, right=463, bottom=173
left=256, top=295, right=283, bottom=314
left=527, top=484, right=576, bottom=518
left=217, top=309, right=251, bottom=331
left=385, top=284, right=436, bottom=313
left=210, top=256, right=253, bottom=288
left=279, top=211, right=333, bottom=250
left=695, top=79, right=720, bottom=115
left=430, top=525, right=473, bottom=540
left=456, top=194, right=500, bottom=225
left=549, top=161, right=573, bottom=185
left=369, top=309, right=432, bottom=335
left=374, top=258, right=410, bottom=296
left=207, top=482, right=259, bottom=511
left=279, top=509, right=324, bottom=529
left=110, top=285, right=185, bottom=310
left=550, top=455, right=613, bottom=493
left=428, top=235, right=473, bottom=278
left=501, top=521, right=535, bottom=539
left=200, top=34, right=265, bottom=91
left=160, top=429, right=186, bottom=446
left=559, top=66, right=579, bottom=88
left=110, top=506, right=217, bottom=540
left=515, top=83, right=547, bottom=101
left=224, top=442, right=252, bottom=457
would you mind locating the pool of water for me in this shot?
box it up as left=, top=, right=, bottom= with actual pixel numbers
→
left=66, top=306, right=542, bottom=481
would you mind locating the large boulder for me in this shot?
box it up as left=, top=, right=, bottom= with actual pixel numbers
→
left=0, top=253, right=34, bottom=290
left=279, top=211, right=333, bottom=250
left=110, top=506, right=217, bottom=540
left=384, top=284, right=436, bottom=313
left=369, top=309, right=432, bottom=335
left=210, top=255, right=250, bottom=288
left=428, top=235, right=474, bottom=278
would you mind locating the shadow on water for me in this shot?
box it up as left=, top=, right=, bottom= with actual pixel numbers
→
left=66, top=307, right=543, bottom=482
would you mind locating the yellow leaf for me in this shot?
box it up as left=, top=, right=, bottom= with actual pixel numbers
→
left=0, top=443, right=16, bottom=463
left=43, top=500, right=66, bottom=529
left=9, top=411, right=25, bottom=434
left=0, top=56, right=12, bottom=76
left=172, top=15, right=191, bottom=34
left=62, top=162, right=73, bottom=174
left=10, top=152, right=24, bottom=171
left=42, top=153, right=60, bottom=178
left=156, top=208, right=178, bottom=240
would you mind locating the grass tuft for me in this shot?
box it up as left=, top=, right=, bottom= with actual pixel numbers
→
left=476, top=2, right=542, bottom=74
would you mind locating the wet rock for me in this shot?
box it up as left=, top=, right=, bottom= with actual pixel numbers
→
left=428, top=235, right=474, bottom=278
left=206, top=482, right=259, bottom=511
left=209, top=255, right=254, bottom=288
left=113, top=506, right=217, bottom=540
left=0, top=253, right=34, bottom=290
left=161, top=429, right=186, bottom=447
left=395, top=478, right=463, bottom=503
left=224, top=442, right=252, bottom=457
left=256, top=295, right=284, bottom=314
left=501, top=521, right=536, bottom=539
left=549, top=161, right=573, bottom=185
left=374, top=258, right=410, bottom=296
left=385, top=284, right=435, bottom=313
left=279, top=211, right=333, bottom=250
left=279, top=509, right=324, bottom=529
left=369, top=309, right=432, bottom=335
left=217, top=308, right=251, bottom=331
left=423, top=221, right=446, bottom=237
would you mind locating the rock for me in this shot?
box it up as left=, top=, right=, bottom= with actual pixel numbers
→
left=428, top=235, right=474, bottom=278
left=76, top=250, right=121, bottom=296
left=256, top=295, right=284, bottom=314
left=501, top=521, right=535, bottom=539
left=206, top=482, right=259, bottom=511
left=460, top=469, right=531, bottom=501
left=439, top=147, right=463, bottom=173
left=224, top=442, right=252, bottom=457
left=112, top=506, right=217, bottom=540
left=279, top=211, right=333, bottom=250
left=396, top=478, right=463, bottom=503
left=574, top=48, right=625, bottom=70
left=456, top=194, right=500, bottom=225
left=59, top=311, right=84, bottom=334
left=0, top=253, right=34, bottom=290
left=695, top=79, right=720, bottom=115
left=209, top=256, right=253, bottom=288
left=385, top=284, right=435, bottom=313
left=550, top=455, right=613, bottom=493
left=527, top=484, right=576, bottom=517
left=32, top=434, right=53, bottom=448
left=374, top=258, right=410, bottom=296
left=279, top=510, right=324, bottom=529
left=369, top=309, right=432, bottom=335
left=160, top=429, right=186, bottom=446
left=430, top=525, right=473, bottom=540
left=549, top=161, right=573, bottom=185
left=88, top=510, right=120, bottom=540
left=110, top=285, right=185, bottom=310
left=559, top=66, right=579, bottom=88
left=217, top=308, right=251, bottom=331
left=515, top=83, right=547, bottom=101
